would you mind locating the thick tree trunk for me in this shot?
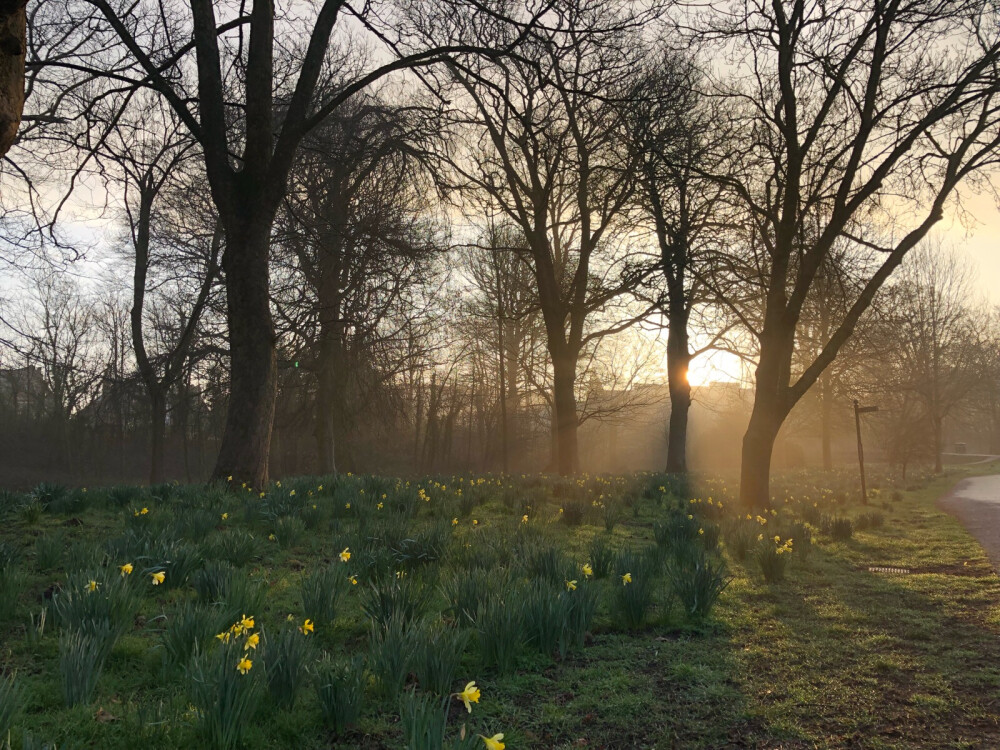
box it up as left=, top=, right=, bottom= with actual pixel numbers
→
left=665, top=305, right=691, bottom=474
left=211, top=217, right=277, bottom=487
left=149, top=387, right=167, bottom=485
left=740, top=401, right=783, bottom=510
left=0, top=0, right=26, bottom=159
left=552, top=349, right=579, bottom=475
left=740, top=333, right=790, bottom=508
left=315, top=364, right=336, bottom=475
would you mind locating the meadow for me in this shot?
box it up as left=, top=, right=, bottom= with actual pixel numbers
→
left=0, top=463, right=998, bottom=749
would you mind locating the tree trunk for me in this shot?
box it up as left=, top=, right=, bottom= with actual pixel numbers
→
left=211, top=217, right=277, bottom=487
left=0, top=0, right=26, bottom=158
left=149, top=387, right=167, bottom=485
left=740, top=402, right=783, bottom=510
left=740, top=336, right=790, bottom=509
left=933, top=416, right=943, bottom=473
left=552, top=348, right=579, bottom=475
left=665, top=305, right=691, bottom=474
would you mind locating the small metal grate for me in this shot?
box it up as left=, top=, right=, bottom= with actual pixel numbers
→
left=868, top=566, right=910, bottom=574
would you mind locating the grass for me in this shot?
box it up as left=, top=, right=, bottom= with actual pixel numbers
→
left=0, top=463, right=997, bottom=748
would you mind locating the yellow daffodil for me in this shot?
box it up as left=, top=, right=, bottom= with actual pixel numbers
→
left=455, top=680, right=481, bottom=712
left=140, top=507, right=149, bottom=515
left=345, top=503, right=351, bottom=509
left=221, top=512, right=228, bottom=521
left=582, top=563, right=593, bottom=578
left=521, top=514, right=529, bottom=524
left=87, top=580, right=99, bottom=593
left=227, top=475, right=232, bottom=482
left=480, top=733, right=505, bottom=750
left=377, top=502, right=384, bottom=510
left=396, top=570, right=406, bottom=579
left=299, top=618, right=314, bottom=635
left=348, top=574, right=358, bottom=585
left=622, top=572, right=632, bottom=585
left=452, top=518, right=458, bottom=526
left=151, top=571, right=165, bottom=585
left=698, top=528, right=705, bottom=535
left=268, top=533, right=276, bottom=541
left=216, top=631, right=231, bottom=643
left=245, top=632, right=260, bottom=650
left=472, top=519, right=478, bottom=526
left=236, top=656, right=253, bottom=675
left=565, top=579, right=577, bottom=591
left=240, top=614, right=255, bottom=630
left=339, top=547, right=351, bottom=563
left=318, top=485, right=324, bottom=491
left=119, top=562, right=133, bottom=576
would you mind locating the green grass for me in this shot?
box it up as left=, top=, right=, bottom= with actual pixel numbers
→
left=0, top=464, right=998, bottom=748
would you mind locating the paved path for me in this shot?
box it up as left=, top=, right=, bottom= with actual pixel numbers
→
left=938, top=471, right=1000, bottom=569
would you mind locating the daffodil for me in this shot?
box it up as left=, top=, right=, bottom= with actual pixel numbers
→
left=348, top=574, right=358, bottom=585
left=521, top=514, right=529, bottom=524
left=140, top=507, right=149, bottom=515
left=221, top=512, right=228, bottom=521
left=565, top=579, right=577, bottom=591
left=119, top=562, right=133, bottom=576
left=236, top=656, right=253, bottom=675
left=299, top=618, right=314, bottom=635
left=216, top=631, right=231, bottom=643
left=622, top=572, right=632, bottom=585
left=582, top=563, right=593, bottom=578
left=377, top=502, right=384, bottom=510
left=227, top=475, right=233, bottom=482
left=480, top=733, right=504, bottom=750
left=87, top=579, right=99, bottom=593
left=240, top=614, right=255, bottom=630
left=290, top=489, right=296, bottom=496
left=245, top=632, right=260, bottom=649
left=452, top=518, right=458, bottom=526
left=455, top=680, right=481, bottom=712
left=345, top=503, right=351, bottom=509
left=339, top=547, right=351, bottom=563
left=472, top=519, right=478, bottom=526
left=151, top=571, right=165, bottom=585
left=698, top=528, right=705, bottom=535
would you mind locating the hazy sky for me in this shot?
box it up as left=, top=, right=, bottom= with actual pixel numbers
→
left=945, top=189, right=1000, bottom=304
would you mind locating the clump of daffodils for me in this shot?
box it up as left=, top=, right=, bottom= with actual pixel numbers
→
left=216, top=614, right=260, bottom=673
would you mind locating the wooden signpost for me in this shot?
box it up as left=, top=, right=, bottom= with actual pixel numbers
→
left=854, top=399, right=879, bottom=505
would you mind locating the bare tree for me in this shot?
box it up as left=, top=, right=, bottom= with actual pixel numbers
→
left=31, top=0, right=543, bottom=487
left=702, top=1, right=1000, bottom=507
left=274, top=93, right=443, bottom=474
left=627, top=51, right=738, bottom=475
left=431, top=0, right=652, bottom=473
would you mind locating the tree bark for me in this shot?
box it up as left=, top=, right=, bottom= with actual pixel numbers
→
left=740, top=399, right=783, bottom=510
left=665, top=302, right=691, bottom=474
left=211, top=214, right=277, bottom=487
left=0, top=0, right=25, bottom=158
left=740, top=331, right=791, bottom=508
left=552, top=348, right=579, bottom=475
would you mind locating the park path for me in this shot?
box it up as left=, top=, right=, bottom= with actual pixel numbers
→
left=938, top=468, right=1000, bottom=570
